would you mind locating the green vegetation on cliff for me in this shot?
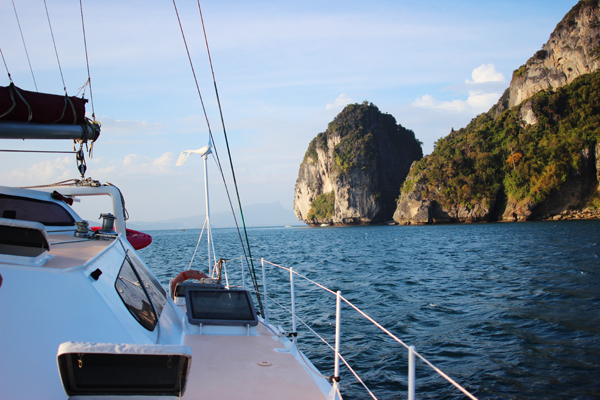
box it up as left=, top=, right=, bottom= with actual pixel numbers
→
left=297, top=101, right=423, bottom=224
left=302, top=101, right=422, bottom=174
left=308, top=191, right=335, bottom=220
left=404, top=71, right=600, bottom=208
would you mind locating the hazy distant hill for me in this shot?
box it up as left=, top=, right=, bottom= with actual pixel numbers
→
left=127, top=202, right=301, bottom=230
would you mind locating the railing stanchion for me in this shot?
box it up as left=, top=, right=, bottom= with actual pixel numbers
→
left=241, top=256, right=245, bottom=290
left=261, top=257, right=269, bottom=324
left=408, top=345, right=415, bottom=400
left=333, top=290, right=342, bottom=390
left=290, top=267, right=296, bottom=335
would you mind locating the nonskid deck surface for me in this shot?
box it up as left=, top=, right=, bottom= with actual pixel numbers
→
left=0, top=234, right=112, bottom=269
left=44, top=234, right=112, bottom=269
left=183, top=324, right=328, bottom=399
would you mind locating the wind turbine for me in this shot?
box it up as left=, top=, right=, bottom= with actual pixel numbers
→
left=176, top=144, right=214, bottom=274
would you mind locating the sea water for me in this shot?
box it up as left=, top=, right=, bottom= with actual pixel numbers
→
left=138, top=220, right=600, bottom=399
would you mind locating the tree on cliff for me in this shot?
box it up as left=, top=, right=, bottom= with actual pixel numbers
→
left=400, top=71, right=600, bottom=221
left=396, top=0, right=600, bottom=224
left=294, top=101, right=423, bottom=225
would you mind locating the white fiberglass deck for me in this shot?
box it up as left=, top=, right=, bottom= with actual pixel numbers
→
left=183, top=324, right=328, bottom=400
left=44, top=234, right=112, bottom=269
left=0, top=234, right=112, bottom=270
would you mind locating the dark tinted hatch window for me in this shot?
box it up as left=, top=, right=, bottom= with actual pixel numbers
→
left=115, top=257, right=157, bottom=331
left=129, top=255, right=166, bottom=317
left=0, top=194, right=75, bottom=226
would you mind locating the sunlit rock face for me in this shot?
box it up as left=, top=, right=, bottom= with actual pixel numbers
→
left=394, top=1, right=600, bottom=225
left=294, top=102, right=423, bottom=226
left=509, top=1, right=600, bottom=110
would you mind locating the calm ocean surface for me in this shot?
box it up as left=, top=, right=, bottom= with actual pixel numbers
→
left=138, top=220, right=600, bottom=400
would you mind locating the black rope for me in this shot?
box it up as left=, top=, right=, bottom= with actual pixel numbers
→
left=0, top=48, right=12, bottom=83
left=196, top=0, right=264, bottom=315
left=79, top=0, right=95, bottom=120
left=43, top=0, right=67, bottom=95
left=11, top=0, right=37, bottom=91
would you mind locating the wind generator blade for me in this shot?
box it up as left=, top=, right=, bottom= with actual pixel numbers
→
left=175, top=146, right=212, bottom=167
left=175, top=151, right=191, bottom=167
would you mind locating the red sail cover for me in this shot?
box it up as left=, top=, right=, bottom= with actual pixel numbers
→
left=0, top=84, right=87, bottom=125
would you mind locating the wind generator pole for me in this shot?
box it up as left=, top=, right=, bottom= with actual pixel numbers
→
left=175, top=144, right=213, bottom=274
left=203, top=150, right=212, bottom=275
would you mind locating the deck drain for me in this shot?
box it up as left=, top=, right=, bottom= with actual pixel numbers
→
left=257, top=361, right=272, bottom=367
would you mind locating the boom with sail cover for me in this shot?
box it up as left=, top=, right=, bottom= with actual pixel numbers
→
left=0, top=83, right=99, bottom=141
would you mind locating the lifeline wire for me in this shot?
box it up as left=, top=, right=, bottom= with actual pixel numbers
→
left=43, top=0, right=67, bottom=95
left=262, top=259, right=480, bottom=400
left=11, top=0, right=37, bottom=91
left=196, top=0, right=264, bottom=315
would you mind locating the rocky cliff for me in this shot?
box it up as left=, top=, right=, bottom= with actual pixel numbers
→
left=395, top=0, right=600, bottom=225
left=509, top=0, right=600, bottom=109
left=492, top=0, right=600, bottom=119
left=294, top=102, right=422, bottom=226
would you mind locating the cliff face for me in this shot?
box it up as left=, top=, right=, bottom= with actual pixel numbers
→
left=394, top=140, right=600, bottom=224
left=394, top=1, right=600, bottom=226
left=508, top=1, right=600, bottom=109
left=294, top=102, right=422, bottom=226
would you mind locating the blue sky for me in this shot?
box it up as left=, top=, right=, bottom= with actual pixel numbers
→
left=1, top=0, right=577, bottom=222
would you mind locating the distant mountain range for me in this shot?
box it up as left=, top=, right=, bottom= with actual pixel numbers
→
left=127, top=202, right=302, bottom=230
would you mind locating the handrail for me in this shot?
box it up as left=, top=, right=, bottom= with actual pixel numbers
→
left=246, top=257, right=479, bottom=400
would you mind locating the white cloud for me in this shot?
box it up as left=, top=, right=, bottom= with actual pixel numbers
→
left=465, top=64, right=505, bottom=84
left=0, top=156, right=74, bottom=186
left=466, top=90, right=503, bottom=110
left=152, top=152, right=174, bottom=167
left=326, top=94, right=355, bottom=110
left=413, top=90, right=501, bottom=113
left=413, top=64, right=504, bottom=114
left=119, top=152, right=175, bottom=175
left=123, top=154, right=139, bottom=166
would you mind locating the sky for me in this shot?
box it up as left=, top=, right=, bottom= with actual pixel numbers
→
left=0, top=0, right=578, bottom=223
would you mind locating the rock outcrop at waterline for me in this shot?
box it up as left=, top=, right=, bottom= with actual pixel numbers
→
left=394, top=0, right=600, bottom=225
left=294, top=102, right=423, bottom=226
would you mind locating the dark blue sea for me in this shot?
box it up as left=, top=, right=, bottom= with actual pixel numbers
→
left=138, top=220, right=600, bottom=400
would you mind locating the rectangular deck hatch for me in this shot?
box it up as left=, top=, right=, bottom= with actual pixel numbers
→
left=185, top=288, right=259, bottom=326
left=57, top=342, right=192, bottom=397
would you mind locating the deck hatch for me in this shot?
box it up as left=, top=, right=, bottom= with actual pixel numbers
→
left=0, top=194, right=75, bottom=226
left=185, top=288, right=259, bottom=326
left=57, top=342, right=192, bottom=396
left=0, top=218, right=51, bottom=259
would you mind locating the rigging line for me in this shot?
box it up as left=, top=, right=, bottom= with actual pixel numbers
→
left=171, top=0, right=213, bottom=138
left=0, top=48, right=13, bottom=82
left=79, top=0, right=95, bottom=120
left=196, top=0, right=263, bottom=313
left=11, top=0, right=37, bottom=91
left=208, top=151, right=265, bottom=315
left=172, top=0, right=263, bottom=314
left=0, top=149, right=77, bottom=154
left=187, top=218, right=207, bottom=271
left=42, top=0, right=67, bottom=95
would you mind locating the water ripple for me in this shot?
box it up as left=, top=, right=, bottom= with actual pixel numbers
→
left=139, top=220, right=600, bottom=400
